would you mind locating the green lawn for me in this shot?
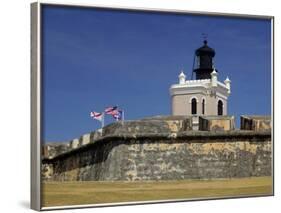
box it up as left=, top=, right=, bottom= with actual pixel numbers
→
left=42, top=176, right=272, bottom=207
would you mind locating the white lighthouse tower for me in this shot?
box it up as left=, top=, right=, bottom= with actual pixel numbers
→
left=170, top=40, right=231, bottom=128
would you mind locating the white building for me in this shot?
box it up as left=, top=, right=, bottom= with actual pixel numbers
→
left=170, top=40, right=231, bottom=128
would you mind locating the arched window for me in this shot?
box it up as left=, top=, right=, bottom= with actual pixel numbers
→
left=218, top=100, right=223, bottom=116
left=191, top=98, right=197, bottom=115
left=202, top=99, right=205, bottom=115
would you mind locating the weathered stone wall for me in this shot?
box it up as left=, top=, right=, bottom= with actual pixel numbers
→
left=199, top=116, right=235, bottom=131
left=42, top=116, right=191, bottom=159
left=42, top=131, right=271, bottom=181
left=103, top=116, right=192, bottom=136
left=141, top=115, right=192, bottom=132
left=43, top=131, right=103, bottom=159
left=241, top=116, right=271, bottom=131
left=42, top=143, right=70, bottom=159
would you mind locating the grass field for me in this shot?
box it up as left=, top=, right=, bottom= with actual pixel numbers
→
left=42, top=176, right=272, bottom=207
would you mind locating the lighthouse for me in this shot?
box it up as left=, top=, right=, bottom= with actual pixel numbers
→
left=170, top=40, right=231, bottom=128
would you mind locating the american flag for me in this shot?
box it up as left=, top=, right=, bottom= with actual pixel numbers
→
left=90, top=111, right=103, bottom=122
left=104, top=106, right=118, bottom=115
left=112, top=110, right=123, bottom=121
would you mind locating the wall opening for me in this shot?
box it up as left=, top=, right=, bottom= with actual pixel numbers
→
left=191, top=98, right=197, bottom=115
left=218, top=100, right=223, bottom=115
left=202, top=99, right=205, bottom=115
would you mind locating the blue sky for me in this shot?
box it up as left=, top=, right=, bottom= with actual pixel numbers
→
left=42, top=5, right=272, bottom=142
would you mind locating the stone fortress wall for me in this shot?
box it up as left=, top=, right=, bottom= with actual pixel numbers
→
left=42, top=115, right=272, bottom=181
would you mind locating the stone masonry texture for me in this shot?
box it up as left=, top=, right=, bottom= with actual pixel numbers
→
left=42, top=116, right=271, bottom=181
left=42, top=131, right=271, bottom=181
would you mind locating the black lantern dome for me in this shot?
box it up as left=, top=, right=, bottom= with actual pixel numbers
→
left=195, top=40, right=215, bottom=57
left=194, top=40, right=216, bottom=80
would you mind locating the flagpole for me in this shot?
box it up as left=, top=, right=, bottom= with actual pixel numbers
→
left=101, top=113, right=105, bottom=136
left=102, top=113, right=105, bottom=128
left=122, top=109, right=124, bottom=125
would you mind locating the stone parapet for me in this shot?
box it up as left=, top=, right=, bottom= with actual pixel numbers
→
left=141, top=115, right=192, bottom=132
left=199, top=116, right=235, bottom=131
left=42, top=115, right=271, bottom=160
left=42, top=143, right=70, bottom=159
left=241, top=115, right=271, bottom=131
left=90, top=130, right=102, bottom=141
left=79, top=133, right=91, bottom=146
left=43, top=130, right=271, bottom=161
left=103, top=116, right=192, bottom=136
left=69, top=138, right=79, bottom=149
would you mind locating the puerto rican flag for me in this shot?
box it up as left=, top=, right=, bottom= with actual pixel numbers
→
left=90, top=111, right=103, bottom=122
left=104, top=106, right=118, bottom=115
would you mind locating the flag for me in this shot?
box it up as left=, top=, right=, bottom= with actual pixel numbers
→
left=112, top=110, right=123, bottom=121
left=90, top=111, right=103, bottom=122
left=105, top=106, right=118, bottom=115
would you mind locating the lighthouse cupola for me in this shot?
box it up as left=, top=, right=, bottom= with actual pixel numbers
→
left=194, top=40, right=216, bottom=80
